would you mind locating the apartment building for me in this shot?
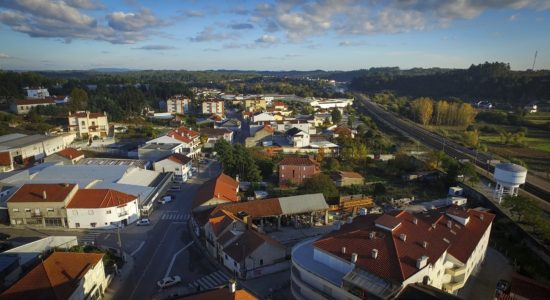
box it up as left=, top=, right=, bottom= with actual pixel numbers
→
left=68, top=111, right=109, bottom=139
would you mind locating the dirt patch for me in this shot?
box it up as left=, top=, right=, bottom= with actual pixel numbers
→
left=488, top=143, right=550, bottom=175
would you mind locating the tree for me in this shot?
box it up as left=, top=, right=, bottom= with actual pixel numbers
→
left=410, top=97, right=433, bottom=126
left=463, top=130, right=480, bottom=148
left=331, top=107, right=342, bottom=124
left=299, top=174, right=338, bottom=200
left=502, top=195, right=537, bottom=222
left=69, top=88, right=88, bottom=111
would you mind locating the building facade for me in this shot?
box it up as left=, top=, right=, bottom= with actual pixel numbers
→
left=68, top=111, right=110, bottom=139
left=154, top=153, right=193, bottom=182
left=202, top=100, right=225, bottom=116
left=166, top=95, right=191, bottom=114
left=278, top=156, right=320, bottom=186
left=11, top=99, right=56, bottom=114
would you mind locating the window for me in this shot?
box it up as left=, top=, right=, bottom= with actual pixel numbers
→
left=225, top=254, right=228, bottom=259
left=25, top=208, right=31, bottom=213
left=91, top=222, right=96, bottom=228
left=233, top=262, right=237, bottom=267
left=260, top=259, right=264, bottom=266
left=292, top=170, right=295, bottom=177
left=12, top=208, right=19, bottom=212
left=81, top=121, right=85, bottom=126
left=106, top=210, right=111, bottom=214
left=47, top=208, right=54, bottom=212
left=75, top=223, right=80, bottom=228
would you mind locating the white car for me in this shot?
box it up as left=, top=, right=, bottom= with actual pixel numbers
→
left=158, top=195, right=173, bottom=204
left=136, top=219, right=150, bottom=226
left=157, top=275, right=181, bottom=288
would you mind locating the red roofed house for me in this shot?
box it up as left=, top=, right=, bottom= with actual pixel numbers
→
left=11, top=98, right=56, bottom=115
left=68, top=111, right=110, bottom=139
left=153, top=153, right=193, bottom=182
left=7, top=183, right=78, bottom=227
left=291, top=207, right=495, bottom=299
left=0, top=252, right=108, bottom=300
left=278, top=155, right=320, bottom=187
left=180, top=281, right=257, bottom=300
left=66, top=189, right=139, bottom=229
left=192, top=172, right=239, bottom=212
left=44, top=147, right=85, bottom=165
left=245, top=125, right=274, bottom=148
left=331, top=171, right=364, bottom=187
left=144, top=126, right=201, bottom=158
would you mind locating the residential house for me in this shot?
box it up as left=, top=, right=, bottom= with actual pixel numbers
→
left=331, top=171, right=364, bottom=187
left=285, top=128, right=310, bottom=148
left=154, top=153, right=193, bottom=182
left=291, top=207, right=495, bottom=299
left=68, top=111, right=110, bottom=139
left=44, top=147, right=85, bottom=165
left=24, top=87, right=49, bottom=99
left=180, top=282, right=258, bottom=300
left=245, top=125, right=274, bottom=147
left=244, top=98, right=267, bottom=112
left=0, top=252, right=107, bottom=300
left=200, top=128, right=234, bottom=148
left=330, top=126, right=356, bottom=139
left=202, top=100, right=225, bottom=116
left=7, top=183, right=78, bottom=227
left=166, top=94, right=191, bottom=114
left=66, top=189, right=139, bottom=229
left=144, top=126, right=201, bottom=159
left=204, top=210, right=247, bottom=263
left=278, top=155, right=320, bottom=186
left=192, top=172, right=239, bottom=212
left=249, top=112, right=276, bottom=135
left=218, top=119, right=242, bottom=132
left=11, top=99, right=56, bottom=114
left=274, top=120, right=314, bottom=135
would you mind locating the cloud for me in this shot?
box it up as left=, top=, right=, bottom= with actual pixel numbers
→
left=183, top=10, right=203, bottom=17
left=339, top=40, right=367, bottom=47
left=509, top=14, right=519, bottom=21
left=248, top=0, right=550, bottom=42
left=65, top=0, right=105, bottom=10
left=0, top=52, right=11, bottom=59
left=189, top=27, right=232, bottom=42
left=228, top=23, right=254, bottom=30
left=0, top=1, right=166, bottom=44
left=255, top=34, right=278, bottom=44
left=133, top=44, right=177, bottom=50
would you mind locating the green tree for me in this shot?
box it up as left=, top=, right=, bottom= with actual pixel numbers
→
left=502, top=195, right=537, bottom=222
left=331, top=107, right=342, bottom=124
left=299, top=173, right=338, bottom=200
left=69, top=88, right=88, bottom=111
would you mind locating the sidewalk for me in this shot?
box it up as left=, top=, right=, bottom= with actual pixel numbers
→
left=103, top=251, right=135, bottom=300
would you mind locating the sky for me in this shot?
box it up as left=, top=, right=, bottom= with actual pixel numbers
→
left=0, top=0, right=549, bottom=71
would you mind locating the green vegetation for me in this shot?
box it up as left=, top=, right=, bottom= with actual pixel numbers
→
left=214, top=139, right=262, bottom=182
left=298, top=173, right=339, bottom=200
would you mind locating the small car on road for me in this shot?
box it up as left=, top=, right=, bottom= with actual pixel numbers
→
left=158, top=195, right=173, bottom=204
left=157, top=276, right=181, bottom=288
left=136, top=218, right=151, bottom=226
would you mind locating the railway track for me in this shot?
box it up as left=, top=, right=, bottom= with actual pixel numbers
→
left=357, top=95, right=550, bottom=201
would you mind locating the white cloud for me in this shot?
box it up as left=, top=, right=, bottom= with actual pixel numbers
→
left=65, top=0, right=105, bottom=10
left=189, top=27, right=233, bottom=42
left=0, top=52, right=11, bottom=59
left=107, top=9, right=164, bottom=32
left=133, top=44, right=177, bottom=50
left=509, top=14, right=519, bottom=21
left=256, top=34, right=278, bottom=44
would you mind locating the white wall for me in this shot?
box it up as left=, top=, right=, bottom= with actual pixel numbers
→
left=67, top=199, right=139, bottom=229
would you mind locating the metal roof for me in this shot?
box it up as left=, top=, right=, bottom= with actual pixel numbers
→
left=278, top=193, right=328, bottom=215
left=495, top=163, right=527, bottom=173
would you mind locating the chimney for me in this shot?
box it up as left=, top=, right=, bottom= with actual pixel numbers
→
left=416, top=256, right=429, bottom=269
left=64, top=183, right=69, bottom=187
left=229, top=279, right=236, bottom=293
left=480, top=214, right=485, bottom=221
left=347, top=216, right=353, bottom=224
left=351, top=252, right=358, bottom=263
left=422, top=241, right=428, bottom=248
left=447, top=220, right=452, bottom=229
left=42, top=190, right=47, bottom=200
left=236, top=174, right=240, bottom=183
left=413, top=218, right=418, bottom=225
left=399, top=233, right=407, bottom=242
left=341, top=246, right=346, bottom=254
left=371, top=249, right=378, bottom=259
left=369, top=231, right=376, bottom=240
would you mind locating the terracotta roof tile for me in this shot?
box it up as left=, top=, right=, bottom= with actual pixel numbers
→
left=166, top=153, right=192, bottom=165
left=0, top=252, right=103, bottom=300
left=200, top=127, right=232, bottom=137
left=192, top=172, right=239, bottom=208
left=8, top=184, right=76, bottom=203
left=223, top=229, right=284, bottom=263
left=211, top=198, right=282, bottom=219
left=335, top=171, right=364, bottom=179
left=167, top=126, right=200, bottom=144
left=66, top=189, right=136, bottom=209
left=375, top=214, right=403, bottom=231
left=179, top=286, right=257, bottom=300
left=56, top=148, right=84, bottom=160
left=16, top=99, right=56, bottom=105
left=69, top=111, right=106, bottom=118
left=278, top=155, right=319, bottom=166
left=0, top=151, right=11, bottom=166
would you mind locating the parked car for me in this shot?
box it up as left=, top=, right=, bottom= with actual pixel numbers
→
left=158, top=195, right=173, bottom=204
left=495, top=279, right=511, bottom=296
left=136, top=218, right=151, bottom=226
left=157, top=276, right=181, bottom=288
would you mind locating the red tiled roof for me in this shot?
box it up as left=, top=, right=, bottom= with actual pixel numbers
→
left=166, top=153, right=192, bottom=165
left=278, top=155, right=319, bottom=166
left=223, top=229, right=284, bottom=263
left=8, top=184, right=76, bottom=203
left=192, top=172, right=239, bottom=208
left=314, top=209, right=495, bottom=282
left=0, top=252, right=103, bottom=300
left=66, top=189, right=137, bottom=209
left=209, top=211, right=239, bottom=237
left=167, top=126, right=199, bottom=144
left=333, top=127, right=353, bottom=135
left=211, top=198, right=283, bottom=219
left=200, top=127, right=232, bottom=137
left=68, top=111, right=106, bottom=118
left=336, top=171, right=364, bottom=179
left=445, top=205, right=470, bottom=219
left=0, top=151, right=11, bottom=166
left=180, top=286, right=258, bottom=300
left=375, top=214, right=402, bottom=230
left=259, top=125, right=274, bottom=134
left=15, top=99, right=55, bottom=105
left=56, top=148, right=84, bottom=160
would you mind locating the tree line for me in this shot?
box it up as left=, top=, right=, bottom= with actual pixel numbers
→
left=409, top=97, right=476, bottom=127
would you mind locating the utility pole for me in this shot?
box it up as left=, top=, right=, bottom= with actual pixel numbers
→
left=117, top=225, right=125, bottom=262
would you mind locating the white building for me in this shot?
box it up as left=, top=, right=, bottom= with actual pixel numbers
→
left=309, top=98, right=354, bottom=111
left=250, top=112, right=276, bottom=135
left=0, top=133, right=76, bottom=169
left=154, top=153, right=193, bottom=182
left=68, top=111, right=110, bottom=139
left=291, top=207, right=495, bottom=299
left=202, top=100, right=225, bottom=116
left=166, top=95, right=191, bottom=114
left=286, top=128, right=310, bottom=148
left=199, top=127, right=234, bottom=148
left=66, top=189, right=140, bottom=229
left=144, top=126, right=201, bottom=158
left=24, top=87, right=50, bottom=99
left=493, top=163, right=527, bottom=203
left=11, top=99, right=56, bottom=114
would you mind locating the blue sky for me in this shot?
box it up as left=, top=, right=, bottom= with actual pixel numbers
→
left=0, top=0, right=549, bottom=71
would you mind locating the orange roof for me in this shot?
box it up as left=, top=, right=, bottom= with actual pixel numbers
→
left=192, top=172, right=239, bottom=208
left=314, top=209, right=495, bottom=282
left=279, top=155, right=319, bottom=166
left=166, top=153, right=192, bottom=165
left=15, top=99, right=56, bottom=105
left=167, top=126, right=199, bottom=144
left=8, top=184, right=76, bottom=203
left=224, top=229, right=284, bottom=263
left=180, top=286, right=257, bottom=300
left=211, top=199, right=282, bottom=219
left=0, top=151, right=11, bottom=166
left=333, top=126, right=353, bottom=135
left=0, top=252, right=103, bottom=300
left=66, top=189, right=137, bottom=209
left=56, top=148, right=84, bottom=160
left=68, top=111, right=106, bottom=118
left=335, top=171, right=364, bottom=179
left=259, top=125, right=274, bottom=134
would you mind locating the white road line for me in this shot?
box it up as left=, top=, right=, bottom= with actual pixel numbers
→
left=164, top=240, right=194, bottom=278
left=211, top=272, right=227, bottom=282
left=189, top=282, right=199, bottom=288
left=197, top=278, right=212, bottom=289
left=103, top=233, right=111, bottom=240
left=130, top=241, right=145, bottom=256
left=203, top=275, right=218, bottom=287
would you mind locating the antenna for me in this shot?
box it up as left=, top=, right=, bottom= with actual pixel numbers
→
left=531, top=50, right=538, bottom=71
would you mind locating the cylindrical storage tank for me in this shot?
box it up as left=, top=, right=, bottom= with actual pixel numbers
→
left=494, top=163, right=527, bottom=186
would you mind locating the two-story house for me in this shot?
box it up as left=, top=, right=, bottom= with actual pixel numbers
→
left=68, top=111, right=109, bottom=139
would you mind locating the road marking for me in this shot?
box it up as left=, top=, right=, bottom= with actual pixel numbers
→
left=202, top=275, right=217, bottom=287
left=197, top=278, right=212, bottom=289
left=130, top=241, right=145, bottom=257
left=104, top=233, right=111, bottom=240
left=164, top=240, right=194, bottom=278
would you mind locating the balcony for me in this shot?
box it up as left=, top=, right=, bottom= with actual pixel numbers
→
left=118, top=211, right=128, bottom=217
left=31, top=213, right=42, bottom=217
left=443, top=280, right=465, bottom=292
left=445, top=266, right=466, bottom=276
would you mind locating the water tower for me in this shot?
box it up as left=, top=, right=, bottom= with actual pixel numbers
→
left=493, top=163, right=527, bottom=203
